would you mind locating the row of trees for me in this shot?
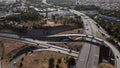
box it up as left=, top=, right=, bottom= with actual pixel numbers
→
left=0, top=11, right=44, bottom=33
left=63, top=17, right=83, bottom=27
left=49, top=58, right=62, bottom=68
left=6, top=11, right=44, bottom=22
left=106, top=37, right=116, bottom=44
left=65, top=56, right=76, bottom=68
left=0, top=22, right=27, bottom=34
left=74, top=5, right=100, bottom=11
left=48, top=56, right=76, bottom=68
left=98, top=9, right=120, bottom=18
left=94, top=17, right=120, bottom=41
left=51, top=14, right=83, bottom=28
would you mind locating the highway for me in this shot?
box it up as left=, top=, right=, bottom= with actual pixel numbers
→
left=0, top=32, right=120, bottom=68
left=48, top=34, right=120, bottom=68
left=69, top=9, right=100, bottom=68
left=42, top=0, right=120, bottom=67
left=0, top=33, right=79, bottom=55
left=0, top=0, right=119, bottom=68
left=0, top=33, right=79, bottom=68
left=90, top=16, right=120, bottom=46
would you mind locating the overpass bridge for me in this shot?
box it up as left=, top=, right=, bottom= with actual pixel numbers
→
left=0, top=33, right=120, bottom=68
left=47, top=34, right=120, bottom=68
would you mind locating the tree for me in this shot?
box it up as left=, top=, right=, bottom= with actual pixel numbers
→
left=106, top=37, right=115, bottom=43
left=0, top=41, right=4, bottom=60
left=19, top=63, right=23, bottom=67
left=32, top=23, right=43, bottom=29
left=57, top=58, right=62, bottom=64
left=56, top=64, right=60, bottom=68
left=65, top=56, right=76, bottom=68
left=77, top=30, right=80, bottom=33
left=49, top=57, right=55, bottom=68
left=93, top=15, right=120, bottom=41
left=52, top=15, right=56, bottom=20
left=60, top=16, right=63, bottom=20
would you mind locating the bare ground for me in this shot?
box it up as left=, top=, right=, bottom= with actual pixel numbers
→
left=0, top=40, right=26, bottom=68
left=15, top=52, right=71, bottom=68
left=98, top=62, right=114, bottom=68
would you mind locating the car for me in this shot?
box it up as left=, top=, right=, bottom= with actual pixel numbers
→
left=48, top=46, right=51, bottom=48
left=62, top=38, right=71, bottom=42
left=37, top=44, right=39, bottom=46
left=31, top=51, right=34, bottom=53
left=86, top=28, right=89, bottom=30
left=58, top=51, right=61, bottom=53
left=116, top=19, right=120, bottom=22
left=116, top=56, right=119, bottom=59
left=85, top=35, right=88, bottom=37
left=96, top=24, right=100, bottom=28
left=92, top=36, right=94, bottom=39
left=13, top=62, right=16, bottom=64
left=101, top=33, right=105, bottom=36
left=69, top=49, right=72, bottom=53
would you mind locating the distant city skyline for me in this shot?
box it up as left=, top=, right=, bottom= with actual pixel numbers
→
left=76, top=0, right=120, bottom=10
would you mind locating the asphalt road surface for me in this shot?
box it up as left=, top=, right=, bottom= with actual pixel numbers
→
left=69, top=9, right=100, bottom=68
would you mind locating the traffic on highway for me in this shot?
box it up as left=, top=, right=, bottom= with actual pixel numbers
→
left=0, top=0, right=120, bottom=68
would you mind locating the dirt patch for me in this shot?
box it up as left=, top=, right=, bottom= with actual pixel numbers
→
left=1, top=40, right=26, bottom=57
left=0, top=40, right=27, bottom=68
left=98, top=62, right=114, bottom=68
left=0, top=29, right=16, bottom=34
left=57, top=28, right=84, bottom=34
left=15, top=52, right=71, bottom=68
left=44, top=20, right=62, bottom=27
left=53, top=42, right=83, bottom=51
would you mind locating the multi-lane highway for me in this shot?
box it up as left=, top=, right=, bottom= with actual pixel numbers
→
left=0, top=0, right=119, bottom=68
left=69, top=9, right=100, bottom=68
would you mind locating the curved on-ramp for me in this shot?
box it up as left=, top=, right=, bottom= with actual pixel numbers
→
left=8, top=48, right=78, bottom=68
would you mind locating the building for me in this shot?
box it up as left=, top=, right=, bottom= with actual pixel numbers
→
left=76, top=0, right=120, bottom=10
left=0, top=0, right=16, bottom=4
